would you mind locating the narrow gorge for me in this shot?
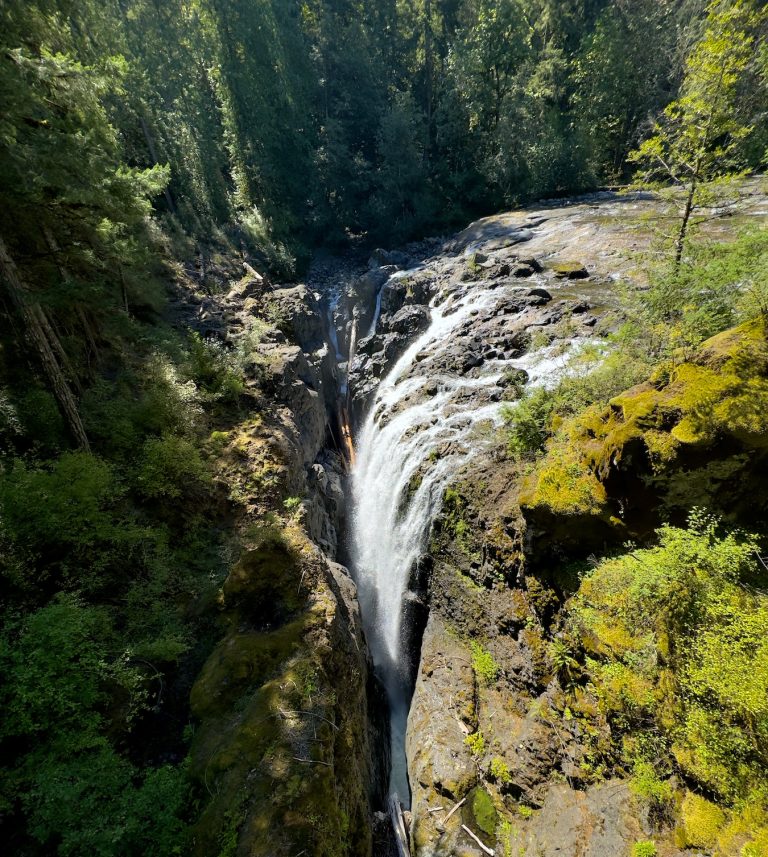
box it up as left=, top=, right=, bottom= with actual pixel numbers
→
left=259, top=180, right=765, bottom=856
left=4, top=3, right=768, bottom=856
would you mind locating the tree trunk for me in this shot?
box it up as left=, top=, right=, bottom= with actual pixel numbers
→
left=41, top=224, right=96, bottom=384
left=0, top=234, right=90, bottom=451
left=424, top=0, right=433, bottom=157
left=675, top=177, right=697, bottom=268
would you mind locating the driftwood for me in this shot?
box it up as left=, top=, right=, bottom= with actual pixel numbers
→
left=243, top=262, right=264, bottom=282
left=461, top=824, right=495, bottom=856
left=443, top=797, right=466, bottom=822
left=389, top=794, right=410, bottom=857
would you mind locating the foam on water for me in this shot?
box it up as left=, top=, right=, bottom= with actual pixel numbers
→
left=349, top=277, right=587, bottom=802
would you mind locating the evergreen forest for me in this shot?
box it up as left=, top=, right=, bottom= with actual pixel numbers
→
left=1, top=2, right=768, bottom=856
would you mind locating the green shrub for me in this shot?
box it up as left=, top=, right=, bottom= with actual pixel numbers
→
left=569, top=513, right=767, bottom=827
left=0, top=595, right=190, bottom=856
left=0, top=452, right=135, bottom=590
left=631, top=841, right=657, bottom=857
left=471, top=641, right=500, bottom=686
left=186, top=332, right=244, bottom=403
left=502, top=386, right=556, bottom=459
left=135, top=435, right=210, bottom=499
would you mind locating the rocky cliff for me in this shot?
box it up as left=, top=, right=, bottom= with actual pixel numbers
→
left=338, top=180, right=768, bottom=857
left=173, top=272, right=380, bottom=857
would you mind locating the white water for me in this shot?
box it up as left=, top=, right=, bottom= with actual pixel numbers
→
left=349, top=274, right=585, bottom=802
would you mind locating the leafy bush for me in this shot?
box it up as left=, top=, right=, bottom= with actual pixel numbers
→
left=135, top=435, right=210, bottom=500
left=631, top=841, right=657, bottom=857
left=502, top=386, right=556, bottom=459
left=630, top=760, right=673, bottom=808
left=569, top=513, right=768, bottom=831
left=0, top=595, right=189, bottom=856
left=0, top=452, right=137, bottom=591
left=471, top=641, right=500, bottom=686
left=625, top=225, right=768, bottom=357
left=186, top=332, right=244, bottom=403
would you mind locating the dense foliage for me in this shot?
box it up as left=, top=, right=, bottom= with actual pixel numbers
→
left=4, top=0, right=768, bottom=269
left=568, top=515, right=768, bottom=853
left=2, top=0, right=768, bottom=854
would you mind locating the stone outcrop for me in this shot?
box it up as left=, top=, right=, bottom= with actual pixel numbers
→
left=393, top=184, right=768, bottom=857
left=189, top=534, right=374, bottom=857
left=179, top=276, right=379, bottom=856
left=520, top=318, right=768, bottom=562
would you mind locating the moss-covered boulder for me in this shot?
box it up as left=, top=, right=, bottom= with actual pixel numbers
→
left=521, top=320, right=768, bottom=556
left=552, top=261, right=589, bottom=279
left=188, top=534, right=374, bottom=857
left=462, top=786, right=498, bottom=842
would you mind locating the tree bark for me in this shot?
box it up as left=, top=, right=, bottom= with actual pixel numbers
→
left=41, top=224, right=94, bottom=385
left=0, top=234, right=90, bottom=451
left=675, top=176, right=697, bottom=268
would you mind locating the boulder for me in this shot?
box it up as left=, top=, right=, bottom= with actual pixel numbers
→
left=369, top=248, right=411, bottom=268
left=527, top=287, right=553, bottom=304
left=552, top=261, right=589, bottom=279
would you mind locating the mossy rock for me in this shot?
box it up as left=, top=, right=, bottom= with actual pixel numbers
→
left=677, top=792, right=725, bottom=849
left=521, top=320, right=768, bottom=550
left=462, top=786, right=498, bottom=842
left=190, top=618, right=305, bottom=719
left=223, top=537, right=304, bottom=629
left=552, top=261, right=589, bottom=279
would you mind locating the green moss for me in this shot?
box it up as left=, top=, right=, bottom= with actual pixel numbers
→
left=470, top=641, right=500, bottom=686
left=520, top=443, right=607, bottom=516
left=552, top=261, right=588, bottom=278
left=678, top=793, right=725, bottom=849
left=522, top=320, right=768, bottom=537
left=489, top=757, right=512, bottom=784
left=190, top=619, right=305, bottom=719
left=463, top=786, right=498, bottom=839
left=631, top=841, right=657, bottom=857
left=465, top=731, right=486, bottom=757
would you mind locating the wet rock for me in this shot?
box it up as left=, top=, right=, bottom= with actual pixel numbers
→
left=527, top=287, right=553, bottom=304
left=461, top=352, right=484, bottom=373
left=519, top=256, right=543, bottom=273
left=352, top=266, right=398, bottom=332
left=514, top=264, right=537, bottom=278
left=552, top=261, right=589, bottom=279
left=388, top=304, right=431, bottom=337
left=498, top=368, right=530, bottom=388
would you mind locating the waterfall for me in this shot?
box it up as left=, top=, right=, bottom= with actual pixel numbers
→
left=349, top=273, right=583, bottom=803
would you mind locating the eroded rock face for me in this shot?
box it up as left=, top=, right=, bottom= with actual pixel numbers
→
left=189, top=539, right=374, bottom=857
left=519, top=781, right=654, bottom=857
left=407, top=615, right=477, bottom=855
left=182, top=278, right=379, bottom=857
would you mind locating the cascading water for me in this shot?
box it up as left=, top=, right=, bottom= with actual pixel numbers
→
left=349, top=269, right=585, bottom=803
